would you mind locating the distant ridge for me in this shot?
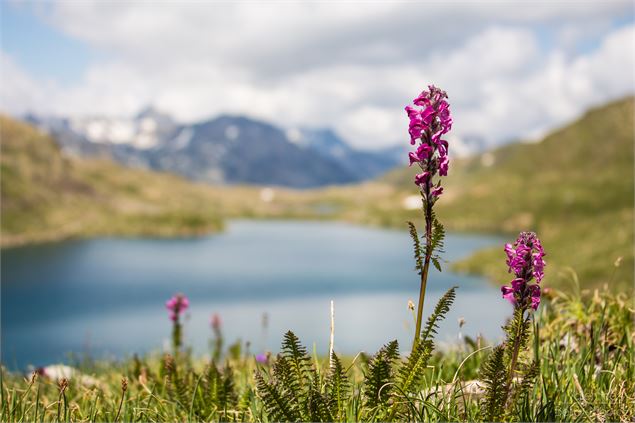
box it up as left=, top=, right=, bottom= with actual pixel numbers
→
left=26, top=112, right=402, bottom=188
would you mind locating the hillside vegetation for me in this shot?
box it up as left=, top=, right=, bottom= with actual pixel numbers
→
left=0, top=116, right=368, bottom=246
left=0, top=117, right=229, bottom=246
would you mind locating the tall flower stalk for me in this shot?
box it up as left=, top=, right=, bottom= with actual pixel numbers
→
left=405, top=85, right=453, bottom=348
left=210, top=312, right=223, bottom=361
left=500, top=232, right=545, bottom=399
left=166, top=293, right=189, bottom=354
left=481, top=232, right=546, bottom=420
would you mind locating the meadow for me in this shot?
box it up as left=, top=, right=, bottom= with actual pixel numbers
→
left=1, top=283, right=632, bottom=422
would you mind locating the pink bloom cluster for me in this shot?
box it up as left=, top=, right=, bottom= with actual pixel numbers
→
left=501, top=232, right=546, bottom=310
left=166, top=293, right=189, bottom=321
left=405, top=85, right=453, bottom=195
left=210, top=313, right=222, bottom=331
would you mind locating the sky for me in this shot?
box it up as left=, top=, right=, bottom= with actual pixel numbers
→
left=1, top=1, right=634, bottom=152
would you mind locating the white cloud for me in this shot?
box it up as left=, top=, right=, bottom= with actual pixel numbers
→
left=1, top=2, right=633, bottom=152
left=0, top=52, right=47, bottom=115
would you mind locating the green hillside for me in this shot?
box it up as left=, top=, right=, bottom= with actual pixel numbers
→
left=380, top=97, right=635, bottom=291
left=0, top=116, right=230, bottom=246
left=0, top=116, right=364, bottom=247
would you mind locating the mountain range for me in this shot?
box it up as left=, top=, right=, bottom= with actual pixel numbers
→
left=25, top=109, right=405, bottom=188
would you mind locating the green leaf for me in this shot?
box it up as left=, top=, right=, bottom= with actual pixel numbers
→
left=480, top=345, right=508, bottom=422
left=364, top=340, right=399, bottom=408
left=407, top=221, right=424, bottom=275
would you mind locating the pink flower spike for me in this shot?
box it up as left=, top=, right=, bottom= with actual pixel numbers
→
left=165, top=293, right=189, bottom=320
left=210, top=313, right=222, bottom=330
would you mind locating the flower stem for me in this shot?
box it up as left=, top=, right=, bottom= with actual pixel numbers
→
left=173, top=319, right=182, bottom=356
left=413, top=258, right=431, bottom=349
left=505, top=306, right=526, bottom=406
left=413, top=182, right=434, bottom=349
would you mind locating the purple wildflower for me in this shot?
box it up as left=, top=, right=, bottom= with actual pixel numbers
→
left=166, top=293, right=189, bottom=322
left=501, top=232, right=546, bottom=311
left=255, top=353, right=268, bottom=364
left=210, top=313, right=222, bottom=331
left=404, top=85, right=452, bottom=197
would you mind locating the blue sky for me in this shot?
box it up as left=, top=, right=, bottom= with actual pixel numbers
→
left=1, top=1, right=634, bottom=150
left=2, top=3, right=97, bottom=84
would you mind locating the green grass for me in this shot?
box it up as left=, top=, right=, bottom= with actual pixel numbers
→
left=1, top=283, right=632, bottom=422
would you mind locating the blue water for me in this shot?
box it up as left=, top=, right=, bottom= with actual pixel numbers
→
left=1, top=220, right=511, bottom=369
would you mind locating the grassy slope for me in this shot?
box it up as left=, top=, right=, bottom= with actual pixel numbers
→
left=380, top=97, right=635, bottom=291
left=0, top=116, right=374, bottom=247
left=0, top=116, right=231, bottom=246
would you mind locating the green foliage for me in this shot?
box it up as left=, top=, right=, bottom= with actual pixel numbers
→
left=503, top=308, right=532, bottom=366
left=255, top=297, right=455, bottom=423
left=326, top=352, right=350, bottom=421
left=0, top=285, right=633, bottom=423
left=0, top=116, right=224, bottom=247
left=363, top=340, right=399, bottom=408
left=407, top=221, right=424, bottom=275
left=479, top=301, right=536, bottom=421
left=398, top=287, right=457, bottom=397
left=421, top=286, right=456, bottom=342
left=255, top=371, right=299, bottom=422
left=255, top=330, right=343, bottom=422
left=480, top=345, right=508, bottom=421
left=430, top=214, right=446, bottom=272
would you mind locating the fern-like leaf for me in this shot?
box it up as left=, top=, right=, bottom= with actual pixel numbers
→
left=505, top=359, right=539, bottom=421
left=396, top=339, right=434, bottom=397
left=430, top=216, right=445, bottom=256
left=431, top=256, right=443, bottom=272
left=326, top=352, right=350, bottom=420
left=407, top=221, right=424, bottom=275
left=219, top=364, right=237, bottom=411
left=364, top=340, right=399, bottom=407
left=420, top=286, right=457, bottom=342
left=395, top=287, right=456, bottom=400
left=281, top=331, right=311, bottom=393
left=308, top=371, right=334, bottom=422
left=254, top=371, right=299, bottom=422
left=480, top=344, right=508, bottom=422
left=164, top=357, right=191, bottom=412
left=504, top=308, right=532, bottom=365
